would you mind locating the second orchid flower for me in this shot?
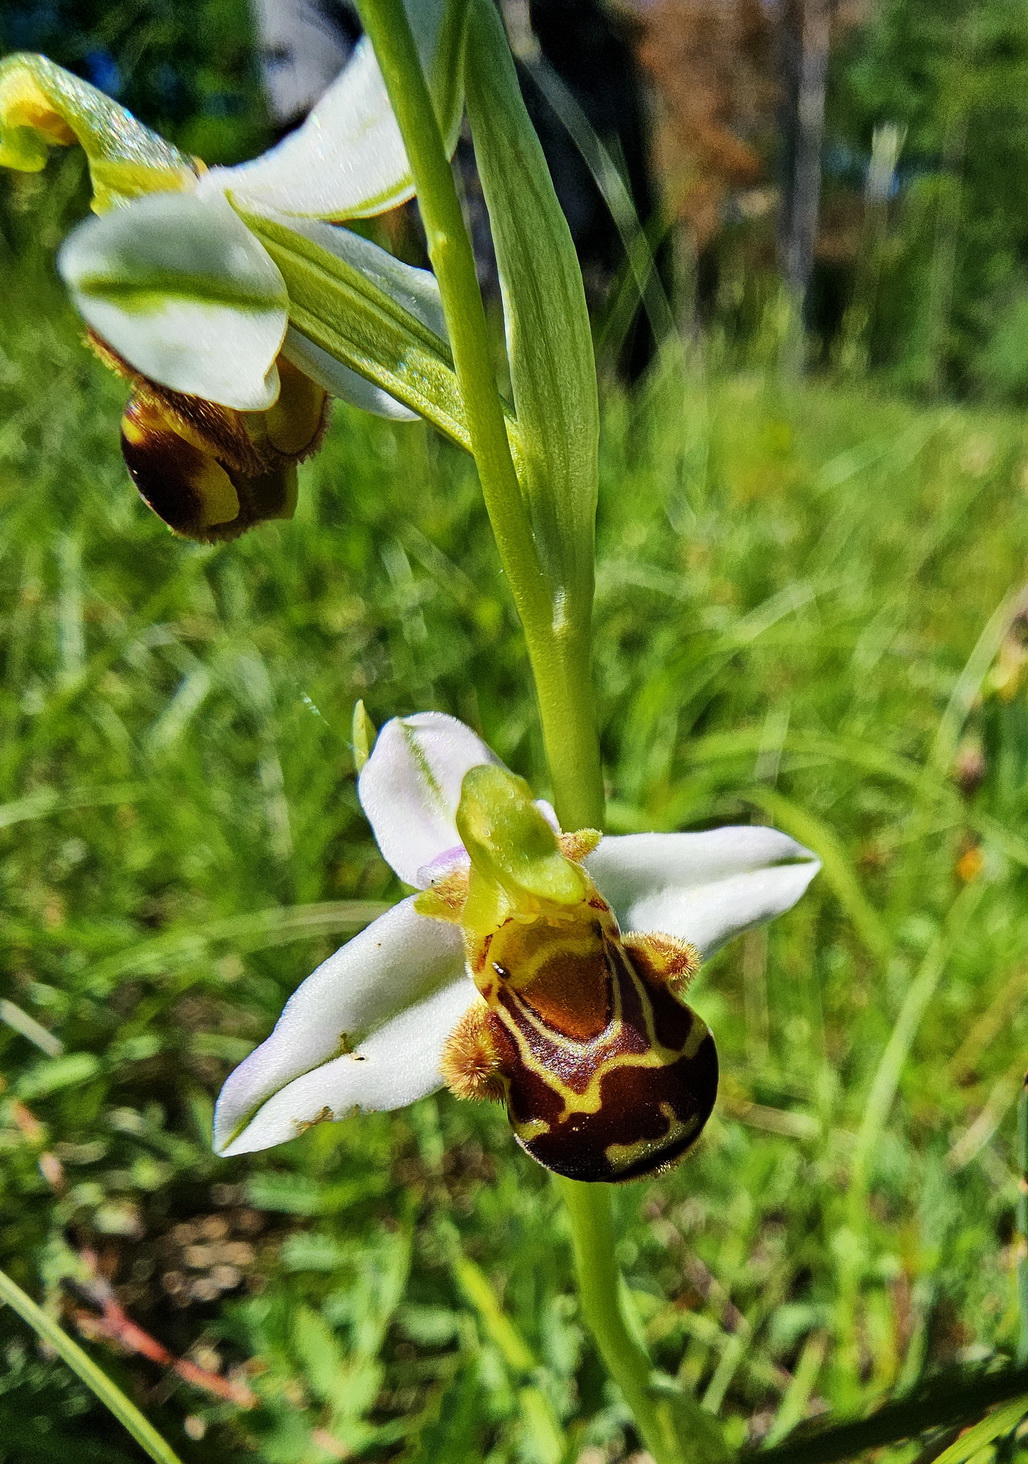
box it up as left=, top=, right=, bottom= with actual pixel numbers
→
left=0, top=5, right=462, bottom=538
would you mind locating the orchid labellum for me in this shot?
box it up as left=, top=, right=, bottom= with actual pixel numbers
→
left=215, top=713, right=821, bottom=1181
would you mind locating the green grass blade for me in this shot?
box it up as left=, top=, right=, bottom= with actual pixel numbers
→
left=86, top=899, right=388, bottom=987
left=931, top=584, right=1028, bottom=774
left=0, top=1267, right=185, bottom=1464
left=764, top=1331, right=828, bottom=1446
left=752, top=1367, right=1028, bottom=1464
left=849, top=881, right=983, bottom=1212
left=929, top=1396, right=1028, bottom=1464
left=743, top=786, right=892, bottom=964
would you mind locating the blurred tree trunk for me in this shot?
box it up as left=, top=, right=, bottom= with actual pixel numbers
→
left=777, top=0, right=832, bottom=375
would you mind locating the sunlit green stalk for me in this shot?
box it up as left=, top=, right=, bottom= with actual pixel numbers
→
left=749, top=1365, right=1028, bottom=1464
left=353, top=5, right=708, bottom=1460
left=557, top=1176, right=728, bottom=1464
left=355, top=1, right=540, bottom=608
left=0, top=1266, right=185, bottom=1464
left=356, top=0, right=602, bottom=833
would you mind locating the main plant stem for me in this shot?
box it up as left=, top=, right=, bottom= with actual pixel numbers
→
left=356, top=0, right=602, bottom=833
left=355, top=5, right=709, bottom=1460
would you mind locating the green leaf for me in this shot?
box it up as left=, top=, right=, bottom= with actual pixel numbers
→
left=0, top=53, right=195, bottom=211
left=462, top=0, right=599, bottom=607
left=352, top=700, right=377, bottom=774
left=0, top=1267, right=185, bottom=1464
left=243, top=209, right=477, bottom=451
left=411, top=0, right=469, bottom=153
left=16, top=1051, right=100, bottom=1100
left=929, top=1396, right=1028, bottom=1464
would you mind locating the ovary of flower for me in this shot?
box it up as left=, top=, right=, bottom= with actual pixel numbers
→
left=214, top=712, right=821, bottom=1182
left=0, top=26, right=457, bottom=536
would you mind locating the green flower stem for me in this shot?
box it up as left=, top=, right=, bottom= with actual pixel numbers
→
left=556, top=1176, right=728, bottom=1464
left=527, top=619, right=604, bottom=831
left=356, top=0, right=541, bottom=610
left=354, top=5, right=704, bottom=1459
left=355, top=0, right=603, bottom=834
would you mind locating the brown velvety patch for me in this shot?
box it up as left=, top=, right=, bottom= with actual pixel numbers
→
left=121, top=396, right=298, bottom=542
left=517, top=944, right=612, bottom=1042
left=515, top=1028, right=719, bottom=1183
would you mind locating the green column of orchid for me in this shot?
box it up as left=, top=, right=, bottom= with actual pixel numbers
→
left=354, top=4, right=726, bottom=1462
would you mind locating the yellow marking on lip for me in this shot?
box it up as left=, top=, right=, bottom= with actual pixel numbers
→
left=512, top=1116, right=551, bottom=1143
left=602, top=1103, right=699, bottom=1170
left=682, top=1017, right=709, bottom=1060
left=499, top=958, right=709, bottom=1123
left=491, top=922, right=606, bottom=992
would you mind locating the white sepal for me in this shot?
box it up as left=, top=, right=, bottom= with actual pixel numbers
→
left=202, top=40, right=413, bottom=221
left=59, top=191, right=288, bottom=410
left=218, top=976, right=475, bottom=1157
left=282, top=327, right=418, bottom=419
left=587, top=827, right=821, bottom=957
left=358, top=712, right=500, bottom=887
left=213, top=897, right=466, bottom=1154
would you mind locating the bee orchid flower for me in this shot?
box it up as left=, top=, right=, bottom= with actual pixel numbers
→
left=0, top=9, right=460, bottom=538
left=214, top=713, right=821, bottom=1181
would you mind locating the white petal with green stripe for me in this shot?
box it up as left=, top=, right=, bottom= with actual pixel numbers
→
left=213, top=898, right=472, bottom=1156
left=201, top=39, right=412, bottom=221
left=58, top=191, right=288, bottom=410
left=201, top=0, right=465, bottom=221
left=358, top=712, right=501, bottom=888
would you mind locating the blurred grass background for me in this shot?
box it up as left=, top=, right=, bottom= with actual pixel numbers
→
left=1, top=262, right=1027, bottom=1460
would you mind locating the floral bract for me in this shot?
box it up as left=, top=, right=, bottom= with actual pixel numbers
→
left=214, top=712, right=821, bottom=1180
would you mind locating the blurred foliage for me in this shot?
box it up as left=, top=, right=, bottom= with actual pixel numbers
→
left=630, top=0, right=1028, bottom=403
left=828, top=0, right=1028, bottom=398
left=1, top=268, right=1028, bottom=1458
